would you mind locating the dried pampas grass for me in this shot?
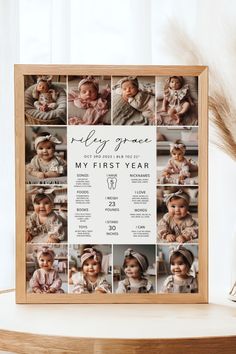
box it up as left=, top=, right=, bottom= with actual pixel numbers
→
left=209, top=93, right=236, bottom=159
left=163, top=22, right=236, bottom=160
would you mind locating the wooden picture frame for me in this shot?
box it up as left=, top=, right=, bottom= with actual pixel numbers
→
left=15, top=65, right=208, bottom=303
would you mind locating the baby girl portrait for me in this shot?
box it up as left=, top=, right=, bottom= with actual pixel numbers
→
left=25, top=126, right=67, bottom=184
left=26, top=244, right=68, bottom=294
left=112, top=76, right=155, bottom=125
left=113, top=245, right=156, bottom=293
left=157, top=245, right=198, bottom=293
left=25, top=185, right=67, bottom=244
left=69, top=245, right=112, bottom=294
left=157, top=187, right=198, bottom=243
left=157, top=127, right=198, bottom=185
left=156, top=76, right=198, bottom=126
left=68, top=75, right=111, bottom=125
left=24, top=75, right=67, bottom=125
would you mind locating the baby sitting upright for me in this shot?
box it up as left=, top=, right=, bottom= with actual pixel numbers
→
left=33, top=76, right=58, bottom=112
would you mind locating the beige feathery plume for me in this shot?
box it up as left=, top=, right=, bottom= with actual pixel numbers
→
left=163, top=21, right=236, bottom=160
left=209, top=93, right=236, bottom=159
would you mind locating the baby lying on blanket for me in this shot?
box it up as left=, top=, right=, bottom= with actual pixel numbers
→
left=113, top=76, right=155, bottom=125
left=68, top=76, right=110, bottom=125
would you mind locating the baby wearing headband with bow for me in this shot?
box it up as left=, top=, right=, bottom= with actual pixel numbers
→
left=70, top=247, right=112, bottom=294
left=157, top=189, right=198, bottom=243
left=26, top=132, right=67, bottom=180
left=68, top=76, right=110, bottom=125
left=160, top=76, right=194, bottom=124
left=160, top=245, right=198, bottom=293
left=29, top=246, right=64, bottom=294
left=160, top=140, right=190, bottom=185
left=26, top=187, right=67, bottom=243
left=116, top=248, right=153, bottom=294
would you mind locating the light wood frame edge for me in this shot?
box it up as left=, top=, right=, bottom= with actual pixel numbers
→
left=15, top=65, right=208, bottom=304
left=15, top=66, right=26, bottom=303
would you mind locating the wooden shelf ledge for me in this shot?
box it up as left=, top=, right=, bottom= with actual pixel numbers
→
left=0, top=330, right=236, bottom=354
left=0, top=291, right=236, bottom=353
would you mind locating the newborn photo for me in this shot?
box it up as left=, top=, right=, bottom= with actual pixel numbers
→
left=24, top=75, right=67, bottom=125
left=68, top=75, right=111, bottom=125
left=112, top=76, right=155, bottom=125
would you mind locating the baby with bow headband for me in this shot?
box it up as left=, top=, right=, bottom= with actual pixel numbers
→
left=115, top=248, right=154, bottom=294
left=160, top=245, right=198, bottom=294
left=70, top=247, right=112, bottom=294
left=157, top=189, right=198, bottom=243
left=160, top=140, right=190, bottom=185
left=26, top=186, right=67, bottom=244
left=26, top=131, right=67, bottom=180
left=68, top=76, right=111, bottom=125
left=29, top=246, right=65, bottom=294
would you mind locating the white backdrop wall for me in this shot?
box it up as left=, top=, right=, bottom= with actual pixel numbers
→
left=1, top=0, right=235, bottom=303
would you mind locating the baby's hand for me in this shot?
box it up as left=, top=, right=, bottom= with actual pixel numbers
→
left=95, top=288, right=106, bottom=294
left=162, top=171, right=170, bottom=178
left=47, top=235, right=60, bottom=243
left=166, top=234, right=176, bottom=242
left=176, top=235, right=187, bottom=243
left=33, top=287, right=42, bottom=294
left=178, top=176, right=185, bottom=184
left=44, top=171, right=60, bottom=178
left=48, top=287, right=56, bottom=293
left=35, top=171, right=45, bottom=179
left=42, top=104, right=49, bottom=112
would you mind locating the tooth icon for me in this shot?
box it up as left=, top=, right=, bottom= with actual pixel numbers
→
left=107, top=177, right=117, bottom=190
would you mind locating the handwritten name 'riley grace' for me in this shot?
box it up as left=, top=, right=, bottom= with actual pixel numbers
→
left=70, top=129, right=151, bottom=154
left=75, top=162, right=149, bottom=169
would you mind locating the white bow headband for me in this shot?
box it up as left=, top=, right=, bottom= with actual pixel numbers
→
left=170, top=143, right=186, bottom=154
left=81, top=248, right=102, bottom=266
left=37, top=246, right=55, bottom=261
left=34, top=134, right=61, bottom=149
left=29, top=187, right=55, bottom=204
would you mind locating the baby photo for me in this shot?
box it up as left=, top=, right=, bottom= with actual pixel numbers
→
left=112, top=76, right=155, bottom=125
left=156, top=76, right=198, bottom=126
left=157, top=186, right=198, bottom=243
left=25, top=126, right=67, bottom=184
left=157, top=127, right=198, bottom=185
left=25, top=185, right=67, bottom=244
left=68, top=75, right=111, bottom=125
left=156, top=244, right=198, bottom=293
left=24, top=75, right=67, bottom=125
left=26, top=244, right=68, bottom=294
left=113, top=245, right=156, bottom=293
left=68, top=244, right=112, bottom=294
